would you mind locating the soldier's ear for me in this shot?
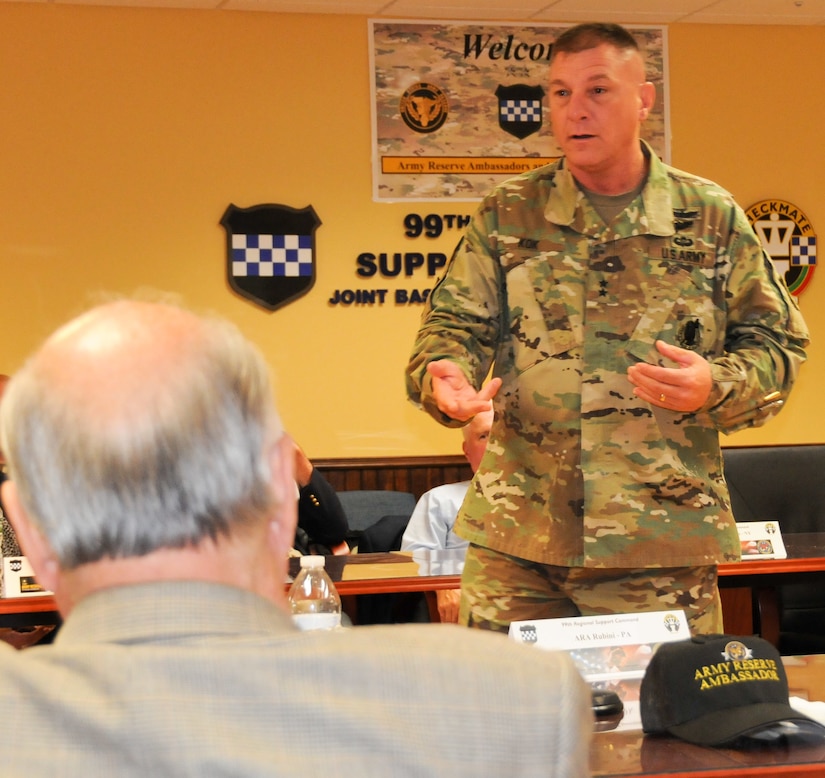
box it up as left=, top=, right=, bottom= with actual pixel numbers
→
left=639, top=81, right=656, bottom=121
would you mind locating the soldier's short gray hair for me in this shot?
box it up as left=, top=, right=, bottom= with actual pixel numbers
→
left=551, top=22, right=640, bottom=62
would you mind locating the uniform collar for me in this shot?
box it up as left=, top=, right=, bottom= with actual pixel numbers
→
left=545, top=140, right=674, bottom=236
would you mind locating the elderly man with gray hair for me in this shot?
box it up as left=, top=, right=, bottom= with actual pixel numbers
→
left=0, top=298, right=590, bottom=777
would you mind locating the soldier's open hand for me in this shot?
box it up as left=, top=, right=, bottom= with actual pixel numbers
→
left=427, top=360, right=501, bottom=421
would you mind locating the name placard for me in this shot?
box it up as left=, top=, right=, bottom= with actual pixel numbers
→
left=736, top=520, right=787, bottom=559
left=509, top=609, right=688, bottom=679
left=1, top=556, right=51, bottom=598
left=509, top=609, right=689, bottom=731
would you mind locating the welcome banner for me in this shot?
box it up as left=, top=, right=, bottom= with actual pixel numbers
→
left=369, top=21, right=669, bottom=202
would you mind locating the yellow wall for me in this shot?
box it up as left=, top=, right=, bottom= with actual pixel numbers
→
left=0, top=6, right=821, bottom=457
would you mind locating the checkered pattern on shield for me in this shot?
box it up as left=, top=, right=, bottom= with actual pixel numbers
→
left=495, top=83, right=545, bottom=140
left=221, top=203, right=321, bottom=312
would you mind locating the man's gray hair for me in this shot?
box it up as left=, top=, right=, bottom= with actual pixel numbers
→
left=0, top=302, right=283, bottom=569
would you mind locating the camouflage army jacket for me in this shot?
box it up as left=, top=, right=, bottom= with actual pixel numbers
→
left=406, top=145, right=809, bottom=568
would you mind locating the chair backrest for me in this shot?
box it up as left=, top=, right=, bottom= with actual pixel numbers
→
left=722, top=444, right=825, bottom=653
left=722, top=444, right=825, bottom=532
left=357, top=515, right=411, bottom=554
left=337, top=490, right=416, bottom=534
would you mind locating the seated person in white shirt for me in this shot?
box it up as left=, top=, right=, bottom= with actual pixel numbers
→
left=401, top=404, right=494, bottom=623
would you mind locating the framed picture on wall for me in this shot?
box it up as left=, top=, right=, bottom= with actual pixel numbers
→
left=369, top=20, right=669, bottom=202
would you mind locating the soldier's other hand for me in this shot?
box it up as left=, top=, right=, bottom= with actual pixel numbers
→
left=427, top=360, right=501, bottom=422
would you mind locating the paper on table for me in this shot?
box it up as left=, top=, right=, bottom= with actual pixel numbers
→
left=790, top=696, right=825, bottom=725
left=341, top=562, right=421, bottom=580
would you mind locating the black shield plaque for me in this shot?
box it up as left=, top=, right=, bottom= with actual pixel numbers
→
left=495, top=84, right=545, bottom=140
left=221, top=203, right=321, bottom=312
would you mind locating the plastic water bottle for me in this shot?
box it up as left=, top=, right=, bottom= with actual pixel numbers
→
left=288, top=555, right=342, bottom=631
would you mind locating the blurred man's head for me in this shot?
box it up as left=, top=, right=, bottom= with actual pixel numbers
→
left=462, top=404, right=494, bottom=473
left=0, top=299, right=295, bottom=606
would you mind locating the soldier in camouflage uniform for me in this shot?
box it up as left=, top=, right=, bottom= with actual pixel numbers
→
left=405, top=23, right=809, bottom=634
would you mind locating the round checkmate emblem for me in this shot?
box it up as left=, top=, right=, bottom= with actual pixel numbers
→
left=746, top=199, right=816, bottom=296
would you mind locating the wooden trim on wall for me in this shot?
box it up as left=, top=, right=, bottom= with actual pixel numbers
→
left=312, top=445, right=824, bottom=501
left=313, top=455, right=472, bottom=500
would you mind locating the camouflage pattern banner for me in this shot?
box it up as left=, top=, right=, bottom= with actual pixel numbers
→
left=369, top=21, right=669, bottom=202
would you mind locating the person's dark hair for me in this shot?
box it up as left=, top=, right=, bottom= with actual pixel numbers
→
left=551, top=23, right=639, bottom=61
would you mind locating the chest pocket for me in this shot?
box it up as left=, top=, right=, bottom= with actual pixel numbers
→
left=621, top=240, right=722, bottom=365
left=504, top=252, right=580, bottom=374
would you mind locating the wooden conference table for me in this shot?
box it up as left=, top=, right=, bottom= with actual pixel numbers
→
left=2, top=533, right=825, bottom=640
left=591, top=653, right=825, bottom=777
left=1, top=554, right=824, bottom=777
left=302, top=534, right=825, bottom=640
left=0, top=549, right=465, bottom=628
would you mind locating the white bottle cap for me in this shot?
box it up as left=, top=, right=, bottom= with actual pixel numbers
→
left=299, top=554, right=325, bottom=569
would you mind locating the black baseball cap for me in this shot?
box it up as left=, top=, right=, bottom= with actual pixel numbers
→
left=640, top=634, right=825, bottom=746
